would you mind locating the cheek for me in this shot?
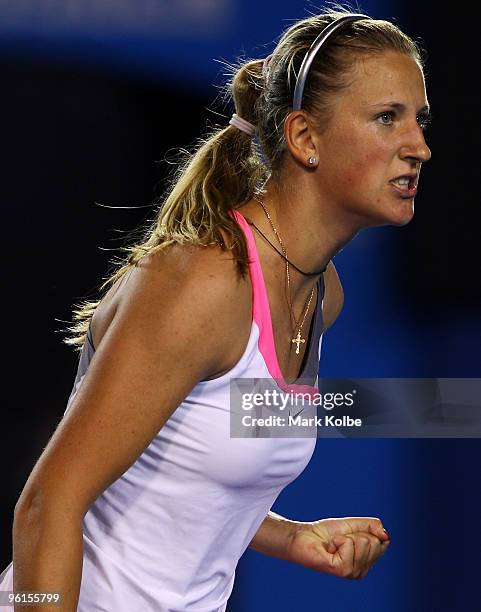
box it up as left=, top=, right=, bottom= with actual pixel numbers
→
left=334, top=142, right=390, bottom=190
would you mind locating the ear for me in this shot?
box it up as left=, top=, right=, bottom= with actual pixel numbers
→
left=284, top=111, right=318, bottom=167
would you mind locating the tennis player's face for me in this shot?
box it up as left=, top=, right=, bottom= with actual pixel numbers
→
left=318, top=51, right=431, bottom=227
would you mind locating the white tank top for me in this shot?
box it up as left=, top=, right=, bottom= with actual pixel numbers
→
left=1, top=210, right=325, bottom=611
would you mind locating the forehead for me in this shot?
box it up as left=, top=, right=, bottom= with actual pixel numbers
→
left=342, top=52, right=427, bottom=106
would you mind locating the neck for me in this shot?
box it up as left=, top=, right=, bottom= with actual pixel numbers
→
left=238, top=176, right=363, bottom=299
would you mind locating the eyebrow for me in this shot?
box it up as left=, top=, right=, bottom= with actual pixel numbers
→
left=371, top=101, right=431, bottom=114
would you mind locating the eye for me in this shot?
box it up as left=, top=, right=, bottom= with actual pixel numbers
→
left=417, top=113, right=433, bottom=131
left=376, top=110, right=433, bottom=131
left=377, top=111, right=395, bottom=126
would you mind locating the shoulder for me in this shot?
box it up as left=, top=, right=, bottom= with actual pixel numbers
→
left=114, top=240, right=252, bottom=376
left=321, top=260, right=344, bottom=332
left=124, top=240, right=249, bottom=312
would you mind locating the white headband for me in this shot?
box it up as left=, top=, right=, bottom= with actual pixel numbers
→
left=229, top=113, right=255, bottom=137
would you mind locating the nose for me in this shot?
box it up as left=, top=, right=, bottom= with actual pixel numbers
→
left=400, top=124, right=432, bottom=163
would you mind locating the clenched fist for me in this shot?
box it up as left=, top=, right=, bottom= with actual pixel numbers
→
left=287, top=516, right=391, bottom=579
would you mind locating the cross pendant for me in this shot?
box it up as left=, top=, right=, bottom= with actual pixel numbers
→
left=291, top=330, right=305, bottom=355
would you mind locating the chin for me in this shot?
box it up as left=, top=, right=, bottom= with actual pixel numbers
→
left=392, top=199, right=415, bottom=226
left=375, top=197, right=414, bottom=227
left=355, top=197, right=414, bottom=229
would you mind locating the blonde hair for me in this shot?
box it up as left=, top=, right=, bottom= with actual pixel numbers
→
left=63, top=3, right=425, bottom=352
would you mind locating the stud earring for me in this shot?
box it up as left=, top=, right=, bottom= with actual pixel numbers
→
left=308, top=156, right=317, bottom=166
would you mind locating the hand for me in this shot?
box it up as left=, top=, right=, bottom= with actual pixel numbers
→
left=286, top=516, right=391, bottom=579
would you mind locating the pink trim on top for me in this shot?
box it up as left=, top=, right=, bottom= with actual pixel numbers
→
left=230, top=209, right=283, bottom=380
left=230, top=209, right=318, bottom=396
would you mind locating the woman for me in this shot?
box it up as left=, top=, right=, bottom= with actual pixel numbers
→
left=1, top=6, right=432, bottom=611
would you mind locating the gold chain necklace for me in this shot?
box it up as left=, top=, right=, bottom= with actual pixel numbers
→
left=254, top=199, right=315, bottom=356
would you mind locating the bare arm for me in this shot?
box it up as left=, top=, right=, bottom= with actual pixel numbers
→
left=12, top=243, right=247, bottom=611
left=12, top=506, right=83, bottom=611
left=248, top=511, right=301, bottom=561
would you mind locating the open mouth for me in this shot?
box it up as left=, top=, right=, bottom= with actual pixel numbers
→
left=389, top=174, right=418, bottom=198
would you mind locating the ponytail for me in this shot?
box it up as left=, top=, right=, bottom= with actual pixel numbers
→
left=63, top=59, right=267, bottom=352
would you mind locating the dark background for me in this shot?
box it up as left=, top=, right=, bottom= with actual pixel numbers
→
left=1, top=1, right=479, bottom=610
